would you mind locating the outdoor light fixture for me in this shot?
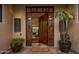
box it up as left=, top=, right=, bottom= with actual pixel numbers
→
left=28, top=16, right=31, bottom=20
left=49, top=16, right=52, bottom=21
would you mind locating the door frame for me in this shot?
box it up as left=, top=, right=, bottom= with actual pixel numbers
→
left=26, top=6, right=54, bottom=46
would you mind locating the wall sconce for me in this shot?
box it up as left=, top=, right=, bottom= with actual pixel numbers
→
left=28, top=16, right=31, bottom=21
left=49, top=16, right=52, bottom=21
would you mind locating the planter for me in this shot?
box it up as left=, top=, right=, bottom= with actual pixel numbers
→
left=10, top=44, right=22, bottom=52
left=59, top=40, right=71, bottom=53
left=10, top=38, right=24, bottom=52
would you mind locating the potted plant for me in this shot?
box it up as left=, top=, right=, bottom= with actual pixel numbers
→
left=10, top=38, right=24, bottom=52
left=55, top=10, right=73, bottom=53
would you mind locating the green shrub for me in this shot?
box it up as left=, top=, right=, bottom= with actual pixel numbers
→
left=10, top=38, right=24, bottom=47
left=55, top=10, right=73, bottom=21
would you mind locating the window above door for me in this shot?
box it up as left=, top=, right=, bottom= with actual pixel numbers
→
left=26, top=6, right=54, bottom=13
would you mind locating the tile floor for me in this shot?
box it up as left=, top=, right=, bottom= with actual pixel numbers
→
left=10, top=43, right=58, bottom=54
left=0, top=43, right=78, bottom=54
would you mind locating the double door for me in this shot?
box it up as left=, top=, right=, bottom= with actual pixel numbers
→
left=26, top=13, right=54, bottom=46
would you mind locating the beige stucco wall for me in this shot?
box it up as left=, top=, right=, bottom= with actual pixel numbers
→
left=0, top=5, right=13, bottom=51
left=13, top=5, right=26, bottom=39
left=68, top=5, right=79, bottom=52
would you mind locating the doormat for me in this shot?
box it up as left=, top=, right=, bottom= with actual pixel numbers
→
left=31, top=47, right=49, bottom=52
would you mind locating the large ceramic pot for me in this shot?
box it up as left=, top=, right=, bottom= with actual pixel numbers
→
left=10, top=44, right=22, bottom=52
left=59, top=40, right=71, bottom=53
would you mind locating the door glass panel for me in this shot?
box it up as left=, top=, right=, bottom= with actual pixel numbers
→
left=49, top=8, right=53, bottom=12
left=43, top=8, right=48, bottom=12
left=37, top=8, right=42, bottom=12
left=31, top=8, right=37, bottom=12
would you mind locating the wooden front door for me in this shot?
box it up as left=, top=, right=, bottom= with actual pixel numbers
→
left=39, top=14, right=48, bottom=45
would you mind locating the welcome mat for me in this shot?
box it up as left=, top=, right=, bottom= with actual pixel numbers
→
left=31, top=47, right=49, bottom=52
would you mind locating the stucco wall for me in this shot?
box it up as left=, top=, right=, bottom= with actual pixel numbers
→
left=68, top=5, right=79, bottom=53
left=13, top=5, right=26, bottom=39
left=0, top=5, right=13, bottom=51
